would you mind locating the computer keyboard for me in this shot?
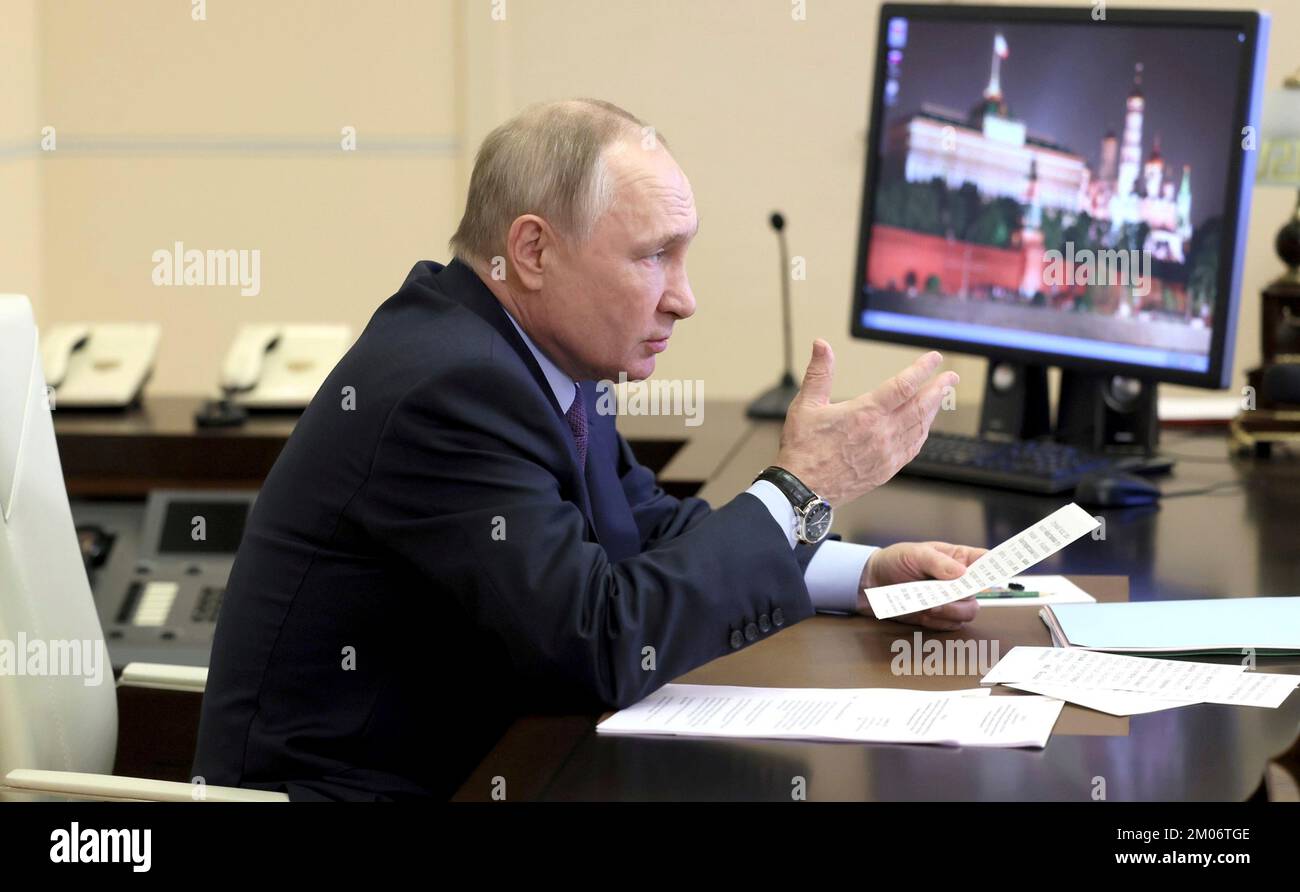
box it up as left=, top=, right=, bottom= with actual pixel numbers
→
left=901, top=432, right=1150, bottom=495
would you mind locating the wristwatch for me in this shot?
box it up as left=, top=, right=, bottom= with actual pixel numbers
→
left=753, top=466, right=834, bottom=545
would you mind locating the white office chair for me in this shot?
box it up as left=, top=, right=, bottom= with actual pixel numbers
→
left=0, top=295, right=286, bottom=802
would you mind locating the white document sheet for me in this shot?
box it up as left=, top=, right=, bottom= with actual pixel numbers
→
left=1003, top=681, right=1197, bottom=716
left=981, top=646, right=1243, bottom=697
left=864, top=504, right=1100, bottom=620
left=1204, top=670, right=1300, bottom=709
left=596, top=684, right=1064, bottom=748
left=982, top=646, right=1300, bottom=708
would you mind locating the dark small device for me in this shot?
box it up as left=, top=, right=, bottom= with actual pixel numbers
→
left=195, top=397, right=249, bottom=428
left=75, top=524, right=116, bottom=575
left=1073, top=472, right=1161, bottom=508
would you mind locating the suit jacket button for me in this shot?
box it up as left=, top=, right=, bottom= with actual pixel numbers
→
left=758, top=613, right=772, bottom=633
left=729, top=629, right=744, bottom=650
left=772, top=608, right=785, bottom=627
left=744, top=622, right=758, bottom=642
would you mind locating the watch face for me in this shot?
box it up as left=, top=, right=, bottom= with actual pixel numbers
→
left=802, top=501, right=834, bottom=543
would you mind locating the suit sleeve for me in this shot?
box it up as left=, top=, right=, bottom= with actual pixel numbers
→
left=356, top=361, right=815, bottom=713
left=617, top=432, right=824, bottom=571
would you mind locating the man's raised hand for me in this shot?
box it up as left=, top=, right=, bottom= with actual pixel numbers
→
left=775, top=340, right=958, bottom=506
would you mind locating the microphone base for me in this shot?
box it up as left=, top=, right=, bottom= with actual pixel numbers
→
left=195, top=398, right=249, bottom=428
left=746, top=377, right=800, bottom=420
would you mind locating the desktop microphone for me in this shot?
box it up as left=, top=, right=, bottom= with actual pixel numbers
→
left=746, top=211, right=800, bottom=419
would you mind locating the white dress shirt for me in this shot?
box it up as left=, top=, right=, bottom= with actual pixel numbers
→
left=500, top=308, right=876, bottom=615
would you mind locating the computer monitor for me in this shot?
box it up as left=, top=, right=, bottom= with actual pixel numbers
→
left=851, top=4, right=1269, bottom=451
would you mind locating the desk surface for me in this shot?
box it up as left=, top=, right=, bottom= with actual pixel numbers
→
left=702, top=408, right=1300, bottom=605
left=54, top=397, right=299, bottom=497
left=54, top=396, right=746, bottom=499
left=454, top=405, right=1300, bottom=801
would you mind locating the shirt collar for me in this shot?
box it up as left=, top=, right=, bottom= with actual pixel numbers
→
left=499, top=306, right=577, bottom=414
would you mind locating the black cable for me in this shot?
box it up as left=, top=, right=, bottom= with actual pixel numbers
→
left=1160, top=479, right=1245, bottom=499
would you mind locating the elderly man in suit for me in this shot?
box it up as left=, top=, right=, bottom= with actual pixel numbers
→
left=193, top=99, right=983, bottom=800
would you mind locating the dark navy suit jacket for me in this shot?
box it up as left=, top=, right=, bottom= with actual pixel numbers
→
left=193, top=259, right=818, bottom=800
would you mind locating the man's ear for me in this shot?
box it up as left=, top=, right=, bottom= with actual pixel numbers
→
left=506, top=214, right=551, bottom=291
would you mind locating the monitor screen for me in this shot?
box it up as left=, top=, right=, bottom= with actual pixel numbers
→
left=852, top=5, right=1267, bottom=387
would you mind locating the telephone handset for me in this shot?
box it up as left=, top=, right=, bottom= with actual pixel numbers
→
left=39, top=323, right=161, bottom=409
left=196, top=324, right=352, bottom=427
left=220, top=324, right=284, bottom=394
left=218, top=324, right=352, bottom=408
left=41, top=325, right=91, bottom=388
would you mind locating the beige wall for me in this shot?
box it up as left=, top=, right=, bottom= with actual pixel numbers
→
left=17, top=0, right=1300, bottom=405
left=1, top=0, right=42, bottom=315
left=33, top=0, right=460, bottom=395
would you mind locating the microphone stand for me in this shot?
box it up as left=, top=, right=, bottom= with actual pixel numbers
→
left=747, top=211, right=799, bottom=419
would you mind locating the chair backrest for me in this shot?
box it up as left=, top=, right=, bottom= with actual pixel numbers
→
left=0, top=296, right=117, bottom=781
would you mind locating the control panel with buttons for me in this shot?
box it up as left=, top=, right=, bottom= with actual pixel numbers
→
left=71, top=489, right=256, bottom=670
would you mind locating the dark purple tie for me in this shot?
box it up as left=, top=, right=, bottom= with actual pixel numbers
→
left=565, top=382, right=588, bottom=470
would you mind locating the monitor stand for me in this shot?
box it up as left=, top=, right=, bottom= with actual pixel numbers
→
left=978, top=360, right=1173, bottom=474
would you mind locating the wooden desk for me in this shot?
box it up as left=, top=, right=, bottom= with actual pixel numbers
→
left=62, top=397, right=1299, bottom=799
left=455, top=404, right=1300, bottom=801
left=671, top=576, right=1130, bottom=738
left=54, top=396, right=745, bottom=499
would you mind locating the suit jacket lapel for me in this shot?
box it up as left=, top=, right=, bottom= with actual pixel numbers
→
left=581, top=383, right=642, bottom=563
left=434, top=259, right=597, bottom=533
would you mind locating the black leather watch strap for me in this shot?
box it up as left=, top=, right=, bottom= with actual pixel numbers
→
left=753, top=466, right=818, bottom=510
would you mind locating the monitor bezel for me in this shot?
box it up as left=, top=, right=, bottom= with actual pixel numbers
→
left=849, top=3, right=1268, bottom=389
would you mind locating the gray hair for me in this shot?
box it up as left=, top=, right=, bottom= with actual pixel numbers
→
left=449, top=99, right=668, bottom=265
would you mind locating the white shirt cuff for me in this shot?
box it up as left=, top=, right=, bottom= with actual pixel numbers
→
left=746, top=480, right=797, bottom=548
left=746, top=481, right=877, bottom=614
left=804, top=540, right=877, bottom=614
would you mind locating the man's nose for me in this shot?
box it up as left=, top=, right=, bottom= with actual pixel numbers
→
left=662, top=270, right=696, bottom=320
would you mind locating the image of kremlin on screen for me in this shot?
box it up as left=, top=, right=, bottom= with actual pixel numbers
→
left=868, top=19, right=1234, bottom=356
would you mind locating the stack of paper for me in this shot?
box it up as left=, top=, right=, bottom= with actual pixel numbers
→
left=597, top=684, right=1065, bottom=748
left=1041, top=597, right=1300, bottom=656
left=864, top=503, right=1099, bottom=620
left=981, top=646, right=1300, bottom=716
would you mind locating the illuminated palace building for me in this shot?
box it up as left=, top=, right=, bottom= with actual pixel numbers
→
left=876, top=34, right=1195, bottom=302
